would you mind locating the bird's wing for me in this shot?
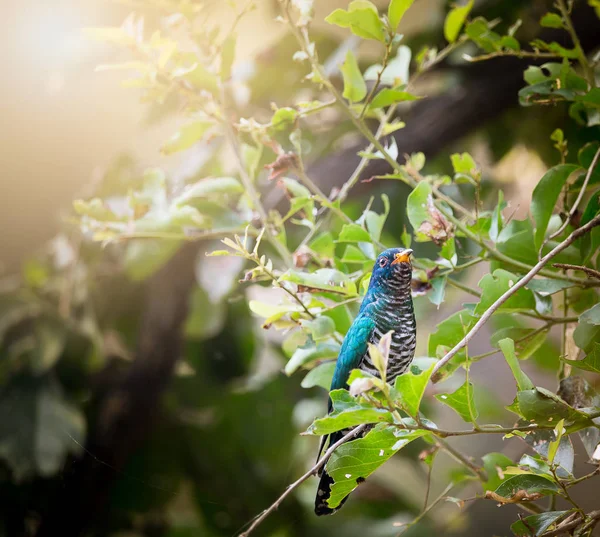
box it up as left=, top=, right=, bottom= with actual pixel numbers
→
left=330, top=312, right=376, bottom=392
left=316, top=312, right=376, bottom=464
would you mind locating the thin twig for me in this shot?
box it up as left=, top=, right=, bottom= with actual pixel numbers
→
left=431, top=213, right=600, bottom=381
left=221, top=93, right=293, bottom=266
left=239, top=425, right=367, bottom=537
left=540, top=146, right=600, bottom=254
left=466, top=50, right=563, bottom=62
left=556, top=0, right=596, bottom=87
left=396, top=482, right=454, bottom=534
left=541, top=510, right=600, bottom=537
left=436, top=438, right=487, bottom=481
left=553, top=263, right=600, bottom=280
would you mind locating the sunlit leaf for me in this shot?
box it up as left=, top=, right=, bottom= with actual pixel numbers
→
left=444, top=0, right=473, bottom=43
left=325, top=1, right=386, bottom=42
left=388, top=0, right=415, bottom=30
left=340, top=50, right=367, bottom=103
left=161, top=121, right=215, bottom=155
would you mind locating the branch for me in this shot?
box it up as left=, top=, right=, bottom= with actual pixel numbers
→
left=552, top=263, right=600, bottom=281
left=541, top=510, right=600, bottom=537
left=431, top=213, right=600, bottom=382
left=540, top=145, right=600, bottom=254
left=239, top=424, right=367, bottom=537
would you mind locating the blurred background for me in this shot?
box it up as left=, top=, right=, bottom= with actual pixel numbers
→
left=1, top=1, right=599, bottom=536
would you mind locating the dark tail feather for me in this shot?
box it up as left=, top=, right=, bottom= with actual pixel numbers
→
left=315, top=467, right=351, bottom=516
left=315, top=431, right=350, bottom=516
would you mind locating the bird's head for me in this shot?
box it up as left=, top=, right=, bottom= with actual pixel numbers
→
left=369, top=247, right=413, bottom=291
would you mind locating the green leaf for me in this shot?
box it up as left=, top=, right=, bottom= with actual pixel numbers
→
left=499, top=338, right=534, bottom=391
left=451, top=152, right=477, bottom=175
left=301, top=362, right=336, bottom=390
left=326, top=424, right=427, bottom=508
left=279, top=269, right=358, bottom=296
left=428, top=276, right=447, bottom=307
left=531, top=164, right=580, bottom=249
left=540, top=12, right=563, bottom=28
left=580, top=192, right=600, bottom=262
left=340, top=50, right=367, bottom=103
left=511, top=511, right=571, bottom=537
left=580, top=303, right=600, bottom=325
left=394, top=364, right=435, bottom=416
left=173, top=62, right=218, bottom=93
left=368, top=88, right=420, bottom=109
left=0, top=376, right=85, bottom=481
left=475, top=270, right=536, bottom=315
left=325, top=1, right=386, bottom=42
left=563, top=342, right=600, bottom=373
left=388, top=0, right=414, bottom=30
left=575, top=87, right=600, bottom=108
left=174, top=178, right=244, bottom=204
left=337, top=223, right=372, bottom=243
left=516, top=388, right=591, bottom=427
left=482, top=452, right=514, bottom=491
left=444, top=0, right=473, bottom=43
left=489, top=190, right=506, bottom=243
left=547, top=419, right=566, bottom=465
left=362, top=194, right=390, bottom=242
left=73, top=198, right=122, bottom=222
left=249, top=300, right=306, bottom=329
left=124, top=239, right=183, bottom=282
left=308, top=390, right=393, bottom=435
left=406, top=182, right=452, bottom=243
left=574, top=304, right=600, bottom=353
left=521, top=430, right=574, bottom=477
left=490, top=328, right=548, bottom=361
left=161, top=121, right=214, bottom=155
left=435, top=381, right=478, bottom=423
left=428, top=309, right=475, bottom=374
left=300, top=316, right=336, bottom=341
left=494, top=474, right=560, bottom=500
left=341, top=244, right=369, bottom=264
left=284, top=340, right=340, bottom=375
left=30, top=317, right=67, bottom=374
left=525, top=278, right=574, bottom=296
left=310, top=232, right=335, bottom=259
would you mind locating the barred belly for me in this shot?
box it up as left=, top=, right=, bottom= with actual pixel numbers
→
left=360, top=309, right=416, bottom=383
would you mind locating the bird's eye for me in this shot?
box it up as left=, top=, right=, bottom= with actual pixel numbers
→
left=378, top=258, right=388, bottom=268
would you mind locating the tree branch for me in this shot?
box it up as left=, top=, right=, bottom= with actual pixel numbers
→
left=552, top=263, right=600, bottom=280
left=540, top=145, right=600, bottom=254
left=431, top=213, right=600, bottom=382
left=239, top=424, right=368, bottom=537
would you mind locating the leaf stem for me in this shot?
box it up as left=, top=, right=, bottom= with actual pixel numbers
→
left=556, top=0, right=596, bottom=87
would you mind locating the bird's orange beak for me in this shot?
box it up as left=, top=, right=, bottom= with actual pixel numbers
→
left=391, top=249, right=413, bottom=265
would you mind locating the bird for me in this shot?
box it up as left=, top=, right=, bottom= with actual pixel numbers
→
left=315, top=247, right=416, bottom=516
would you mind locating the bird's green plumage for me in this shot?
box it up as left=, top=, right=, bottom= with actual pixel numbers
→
left=315, top=247, right=416, bottom=516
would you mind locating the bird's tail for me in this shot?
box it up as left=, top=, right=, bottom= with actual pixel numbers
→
left=314, top=431, right=352, bottom=516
